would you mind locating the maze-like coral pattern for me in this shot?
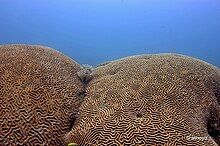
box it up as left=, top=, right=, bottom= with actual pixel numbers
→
left=66, top=54, right=220, bottom=146
left=0, top=45, right=84, bottom=146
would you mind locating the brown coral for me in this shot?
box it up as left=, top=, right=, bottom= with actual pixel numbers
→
left=0, top=45, right=84, bottom=146
left=66, top=54, right=220, bottom=146
left=1, top=45, right=219, bottom=146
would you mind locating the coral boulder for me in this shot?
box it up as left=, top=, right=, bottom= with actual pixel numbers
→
left=0, top=45, right=84, bottom=146
left=66, top=54, right=220, bottom=146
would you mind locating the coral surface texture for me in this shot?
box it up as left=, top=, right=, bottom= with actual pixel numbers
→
left=0, top=45, right=219, bottom=146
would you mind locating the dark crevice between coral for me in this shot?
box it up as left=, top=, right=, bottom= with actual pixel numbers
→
left=77, top=67, right=93, bottom=85
left=68, top=116, right=76, bottom=132
left=81, top=73, right=92, bottom=84
left=65, top=90, right=88, bottom=145
left=77, top=90, right=87, bottom=103
left=207, top=110, right=220, bottom=145
left=66, top=66, right=93, bottom=143
left=67, top=67, right=91, bottom=136
left=69, top=66, right=91, bottom=128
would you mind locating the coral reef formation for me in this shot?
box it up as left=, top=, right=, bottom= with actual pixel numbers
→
left=66, top=54, right=220, bottom=145
left=1, top=44, right=219, bottom=146
left=0, top=45, right=84, bottom=145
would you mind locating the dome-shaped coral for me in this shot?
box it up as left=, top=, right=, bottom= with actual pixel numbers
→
left=66, top=54, right=220, bottom=146
left=0, top=45, right=85, bottom=146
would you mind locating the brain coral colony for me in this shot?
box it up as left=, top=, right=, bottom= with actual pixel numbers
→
left=0, top=45, right=220, bottom=146
left=0, top=45, right=85, bottom=145
left=66, top=54, right=220, bottom=146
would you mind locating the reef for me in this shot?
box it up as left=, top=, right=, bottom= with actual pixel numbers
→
left=0, top=45, right=84, bottom=145
left=66, top=54, right=220, bottom=146
left=0, top=45, right=219, bottom=146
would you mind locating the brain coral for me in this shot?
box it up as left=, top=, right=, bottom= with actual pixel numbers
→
left=0, top=45, right=85, bottom=145
left=66, top=54, right=220, bottom=146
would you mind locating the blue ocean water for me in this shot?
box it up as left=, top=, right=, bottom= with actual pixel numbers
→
left=0, top=0, right=219, bottom=67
